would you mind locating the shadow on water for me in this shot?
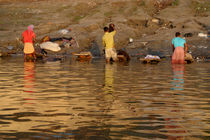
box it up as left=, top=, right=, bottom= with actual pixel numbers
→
left=0, top=56, right=209, bottom=139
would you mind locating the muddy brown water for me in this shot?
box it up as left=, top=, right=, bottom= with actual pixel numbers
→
left=0, top=56, right=209, bottom=139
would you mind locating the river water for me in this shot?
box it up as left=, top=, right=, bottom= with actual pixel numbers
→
left=0, top=56, right=209, bottom=139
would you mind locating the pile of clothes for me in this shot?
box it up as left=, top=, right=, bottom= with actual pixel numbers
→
left=144, top=55, right=160, bottom=60
left=39, top=36, right=74, bottom=53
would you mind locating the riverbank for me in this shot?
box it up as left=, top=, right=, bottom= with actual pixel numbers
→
left=0, top=0, right=209, bottom=58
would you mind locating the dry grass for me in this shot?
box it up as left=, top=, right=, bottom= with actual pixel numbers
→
left=154, top=0, right=177, bottom=10
left=104, top=0, right=146, bottom=17
left=191, top=0, right=210, bottom=16
left=66, top=2, right=100, bottom=23
left=143, top=0, right=179, bottom=15
left=104, top=11, right=114, bottom=17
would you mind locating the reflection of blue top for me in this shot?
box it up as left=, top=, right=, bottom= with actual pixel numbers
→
left=172, top=37, right=186, bottom=48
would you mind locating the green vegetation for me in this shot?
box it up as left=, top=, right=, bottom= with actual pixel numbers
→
left=118, top=6, right=125, bottom=13
left=66, top=2, right=100, bottom=23
left=130, top=6, right=138, bottom=13
left=104, top=11, right=114, bottom=17
left=171, top=0, right=179, bottom=6
left=111, top=1, right=127, bottom=14
left=191, top=1, right=210, bottom=16
left=56, top=5, right=70, bottom=13
left=73, top=15, right=86, bottom=23
left=138, top=0, right=145, bottom=6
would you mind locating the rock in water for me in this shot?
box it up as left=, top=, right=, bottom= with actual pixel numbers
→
left=184, top=33, right=193, bottom=37
left=73, top=51, right=92, bottom=61
left=90, top=41, right=101, bottom=57
left=129, top=38, right=133, bottom=43
left=7, top=46, right=14, bottom=50
left=117, top=50, right=130, bottom=61
left=185, top=53, right=194, bottom=64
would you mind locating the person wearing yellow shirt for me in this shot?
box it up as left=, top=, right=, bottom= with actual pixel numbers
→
left=102, top=24, right=118, bottom=63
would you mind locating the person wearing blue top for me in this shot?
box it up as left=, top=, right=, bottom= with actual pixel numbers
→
left=171, top=32, right=188, bottom=64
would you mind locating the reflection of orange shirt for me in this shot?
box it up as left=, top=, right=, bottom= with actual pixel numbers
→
left=22, top=30, right=35, bottom=43
left=24, top=62, right=35, bottom=90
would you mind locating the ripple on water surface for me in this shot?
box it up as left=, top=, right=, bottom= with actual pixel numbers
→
left=0, top=57, right=209, bottom=139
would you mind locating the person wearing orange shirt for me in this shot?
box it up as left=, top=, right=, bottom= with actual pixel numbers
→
left=21, top=25, right=36, bottom=61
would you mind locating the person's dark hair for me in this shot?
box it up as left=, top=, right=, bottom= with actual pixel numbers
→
left=104, top=27, right=109, bottom=32
left=109, top=24, right=115, bottom=32
left=175, top=32, right=181, bottom=37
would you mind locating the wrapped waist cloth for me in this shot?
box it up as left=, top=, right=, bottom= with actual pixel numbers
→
left=24, top=43, right=35, bottom=54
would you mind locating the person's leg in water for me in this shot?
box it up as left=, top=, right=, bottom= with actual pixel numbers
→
left=24, top=54, right=32, bottom=62
left=24, top=53, right=27, bottom=62
left=172, top=47, right=184, bottom=64
left=32, top=52, right=36, bottom=61
left=111, top=48, right=118, bottom=62
left=106, top=57, right=111, bottom=63
left=105, top=49, right=111, bottom=63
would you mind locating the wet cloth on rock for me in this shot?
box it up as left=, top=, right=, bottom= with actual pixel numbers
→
left=145, top=55, right=160, bottom=59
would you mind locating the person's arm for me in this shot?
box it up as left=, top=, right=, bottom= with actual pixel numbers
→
left=110, top=24, right=116, bottom=36
left=110, top=24, right=115, bottom=28
left=21, top=32, right=24, bottom=43
left=102, top=37, right=106, bottom=48
left=111, top=30, right=116, bottom=36
left=184, top=43, right=188, bottom=55
left=171, top=39, right=175, bottom=52
left=172, top=44, right=175, bottom=52
left=21, top=36, right=24, bottom=43
left=33, top=38, right=36, bottom=44
left=32, top=33, right=36, bottom=44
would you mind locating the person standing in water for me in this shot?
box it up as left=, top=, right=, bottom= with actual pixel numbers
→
left=21, top=25, right=36, bottom=61
left=102, top=24, right=118, bottom=63
left=171, top=32, right=188, bottom=64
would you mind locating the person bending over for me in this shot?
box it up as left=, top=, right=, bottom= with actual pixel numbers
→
left=171, top=32, right=188, bottom=64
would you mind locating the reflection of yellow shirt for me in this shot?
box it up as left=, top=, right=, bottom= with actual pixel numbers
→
left=102, top=31, right=116, bottom=50
left=104, top=64, right=114, bottom=94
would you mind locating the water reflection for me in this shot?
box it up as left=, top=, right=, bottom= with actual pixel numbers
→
left=0, top=58, right=209, bottom=139
left=163, top=102, right=187, bottom=140
left=171, top=64, right=185, bottom=91
left=23, top=62, right=36, bottom=104
left=104, top=64, right=115, bottom=94
left=24, top=62, right=35, bottom=93
left=101, top=63, right=116, bottom=117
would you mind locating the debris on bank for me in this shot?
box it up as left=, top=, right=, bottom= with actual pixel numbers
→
left=72, top=51, right=92, bottom=61
left=140, top=55, right=161, bottom=64
left=185, top=53, right=194, bottom=64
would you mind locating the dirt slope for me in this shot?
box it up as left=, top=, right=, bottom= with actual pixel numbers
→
left=0, top=0, right=209, bottom=57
